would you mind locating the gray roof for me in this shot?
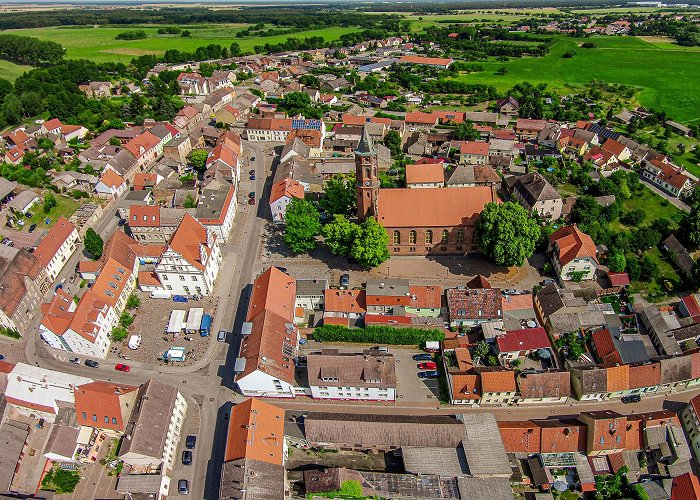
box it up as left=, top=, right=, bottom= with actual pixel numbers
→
left=460, top=413, right=511, bottom=477
left=0, top=177, right=18, bottom=200
left=456, top=477, right=514, bottom=500
left=116, top=473, right=164, bottom=494
left=355, top=126, right=376, bottom=156
left=0, top=420, right=29, bottom=493
left=306, top=350, right=397, bottom=389
left=296, top=279, right=328, bottom=297
left=220, top=458, right=285, bottom=500
left=44, top=423, right=79, bottom=459
left=547, top=310, right=606, bottom=335
left=514, top=172, right=561, bottom=205
left=401, top=446, right=468, bottom=477
left=366, top=278, right=409, bottom=297
left=119, top=380, right=181, bottom=462
left=7, top=190, right=39, bottom=211
left=195, top=183, right=232, bottom=221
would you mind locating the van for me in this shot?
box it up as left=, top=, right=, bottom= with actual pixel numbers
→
left=150, top=290, right=172, bottom=299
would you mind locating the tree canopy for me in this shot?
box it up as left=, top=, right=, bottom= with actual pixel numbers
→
left=475, top=202, right=540, bottom=267
left=190, top=149, right=209, bottom=172
left=284, top=198, right=321, bottom=254
left=84, top=228, right=104, bottom=260
left=322, top=215, right=360, bottom=257
left=350, top=218, right=390, bottom=268
left=320, top=174, right=356, bottom=216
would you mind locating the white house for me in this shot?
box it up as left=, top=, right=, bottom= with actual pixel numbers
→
left=548, top=225, right=598, bottom=283
left=94, top=169, right=127, bottom=199
left=34, top=217, right=80, bottom=282
left=642, top=159, right=694, bottom=199
left=155, top=213, right=221, bottom=296
left=270, top=178, right=304, bottom=223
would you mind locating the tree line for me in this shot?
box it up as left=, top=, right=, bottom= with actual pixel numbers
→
left=0, top=34, right=65, bottom=65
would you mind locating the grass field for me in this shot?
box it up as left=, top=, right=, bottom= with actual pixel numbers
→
left=0, top=59, right=33, bottom=81
left=453, top=36, right=700, bottom=123
left=6, top=25, right=359, bottom=64
left=18, top=194, right=80, bottom=232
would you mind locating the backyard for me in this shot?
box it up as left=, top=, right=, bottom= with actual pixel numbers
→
left=14, top=194, right=80, bottom=232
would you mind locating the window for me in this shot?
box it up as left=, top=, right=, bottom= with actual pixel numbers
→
left=409, top=230, right=417, bottom=244
left=393, top=230, right=400, bottom=245
left=425, top=230, right=433, bottom=244
left=81, top=411, right=86, bottom=420
left=441, top=229, right=449, bottom=244
left=192, top=276, right=197, bottom=281
left=179, top=275, right=185, bottom=281
left=92, top=414, right=97, bottom=422
left=166, top=285, right=172, bottom=290
left=112, top=417, right=117, bottom=425
left=104, top=416, right=109, bottom=424
left=456, top=229, right=464, bottom=243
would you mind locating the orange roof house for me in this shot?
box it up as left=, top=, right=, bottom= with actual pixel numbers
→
left=270, top=178, right=304, bottom=204
left=405, top=163, right=445, bottom=186
left=224, top=398, right=285, bottom=464
left=405, top=111, right=438, bottom=126
left=74, top=381, right=139, bottom=432
left=549, top=224, right=598, bottom=266
left=450, top=373, right=481, bottom=403
left=399, top=55, right=454, bottom=68
left=498, top=421, right=542, bottom=453
left=480, top=370, right=517, bottom=394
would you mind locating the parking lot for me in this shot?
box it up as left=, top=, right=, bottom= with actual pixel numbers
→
left=297, top=342, right=440, bottom=407
left=170, top=395, right=201, bottom=496
left=114, top=291, right=218, bottom=368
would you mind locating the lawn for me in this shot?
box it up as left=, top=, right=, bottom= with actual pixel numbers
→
left=6, top=25, right=360, bottom=64
left=0, top=59, right=33, bottom=81
left=621, top=187, right=684, bottom=223
left=452, top=36, right=700, bottom=123
left=19, top=194, right=80, bottom=231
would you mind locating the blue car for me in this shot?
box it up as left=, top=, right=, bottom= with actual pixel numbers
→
left=412, top=353, right=432, bottom=361
left=418, top=370, right=439, bottom=379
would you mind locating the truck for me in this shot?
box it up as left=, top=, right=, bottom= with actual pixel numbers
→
left=200, top=313, right=212, bottom=337
left=150, top=290, right=172, bottom=299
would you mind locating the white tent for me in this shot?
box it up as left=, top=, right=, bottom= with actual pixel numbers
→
left=185, top=308, right=204, bottom=334
left=167, top=310, right=186, bottom=334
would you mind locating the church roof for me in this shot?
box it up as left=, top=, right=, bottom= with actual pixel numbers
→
left=355, top=126, right=376, bottom=156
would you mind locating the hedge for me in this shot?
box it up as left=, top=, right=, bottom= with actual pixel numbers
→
left=313, top=324, right=444, bottom=345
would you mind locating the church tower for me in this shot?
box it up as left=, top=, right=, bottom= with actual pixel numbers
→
left=355, top=127, right=379, bottom=221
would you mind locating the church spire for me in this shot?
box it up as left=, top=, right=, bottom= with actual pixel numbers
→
left=355, top=126, right=376, bottom=156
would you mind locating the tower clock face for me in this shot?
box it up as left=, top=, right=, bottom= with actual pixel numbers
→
left=365, top=181, right=370, bottom=186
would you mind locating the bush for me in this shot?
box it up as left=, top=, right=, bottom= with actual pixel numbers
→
left=119, top=313, right=134, bottom=328
left=0, top=326, right=21, bottom=339
left=313, top=324, right=444, bottom=345
left=41, top=467, right=80, bottom=494
left=110, top=326, right=128, bottom=342
left=126, top=294, right=141, bottom=310
left=115, top=30, right=147, bottom=40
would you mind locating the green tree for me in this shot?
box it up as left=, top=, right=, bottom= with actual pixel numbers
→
left=109, top=326, right=128, bottom=342
left=320, top=174, right=356, bottom=216
left=473, top=340, right=490, bottom=361
left=640, top=255, right=659, bottom=281
left=183, top=194, right=197, bottom=208
left=608, top=251, right=627, bottom=273
left=350, top=218, right=390, bottom=268
left=452, top=120, right=479, bottom=141
left=41, top=467, right=80, bottom=494
left=43, top=192, right=56, bottom=213
left=383, top=130, right=402, bottom=156
left=684, top=186, right=700, bottom=249
left=190, top=149, right=209, bottom=172
left=119, top=312, right=134, bottom=328
left=322, top=215, right=360, bottom=256
left=126, top=294, right=141, bottom=310
left=284, top=198, right=321, bottom=254
left=475, top=202, right=540, bottom=267
left=84, top=228, right=104, bottom=259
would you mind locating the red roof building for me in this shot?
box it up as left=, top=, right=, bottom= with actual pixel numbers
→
left=74, top=381, right=139, bottom=433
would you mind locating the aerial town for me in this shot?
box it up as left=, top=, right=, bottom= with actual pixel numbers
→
left=0, top=1, right=700, bottom=499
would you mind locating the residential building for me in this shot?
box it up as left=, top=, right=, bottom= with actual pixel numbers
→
left=479, top=370, right=517, bottom=405
left=74, top=381, right=139, bottom=436
left=446, top=286, right=502, bottom=327
left=459, top=141, right=489, bottom=165
left=0, top=246, right=46, bottom=335
left=220, top=399, right=287, bottom=500
left=163, top=135, right=192, bottom=165
left=95, top=169, right=127, bottom=199
left=406, top=285, right=443, bottom=316
left=196, top=183, right=237, bottom=241
left=270, top=178, right=304, bottom=223
left=323, top=289, right=367, bottom=326
left=155, top=213, right=221, bottom=296
left=307, top=349, right=397, bottom=401
left=548, top=225, right=598, bottom=282
left=405, top=163, right=444, bottom=188
left=579, top=411, right=628, bottom=456
left=246, top=117, right=325, bottom=143
left=119, top=380, right=188, bottom=478
left=642, top=159, right=693, bottom=198
left=496, top=96, right=519, bottom=119
left=128, top=206, right=189, bottom=244
left=295, top=279, right=328, bottom=311
left=663, top=235, right=696, bottom=277
left=398, top=55, right=453, bottom=69
left=34, top=217, right=80, bottom=282
left=509, top=172, right=563, bottom=221
left=515, top=118, right=547, bottom=141
left=445, top=164, right=500, bottom=190
left=516, top=370, right=571, bottom=404
left=235, top=267, right=299, bottom=398
left=495, top=327, right=552, bottom=364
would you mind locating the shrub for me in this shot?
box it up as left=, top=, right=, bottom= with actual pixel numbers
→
left=110, top=326, right=128, bottom=342
left=313, top=324, right=444, bottom=345
left=41, top=467, right=80, bottom=494
left=0, top=326, right=21, bottom=339
left=126, top=294, right=141, bottom=310
left=119, top=313, right=134, bottom=328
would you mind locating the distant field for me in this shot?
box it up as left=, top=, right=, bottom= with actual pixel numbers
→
left=453, top=36, right=700, bottom=123
left=0, top=59, right=32, bottom=81
left=7, top=25, right=359, bottom=64
left=403, top=12, right=538, bottom=30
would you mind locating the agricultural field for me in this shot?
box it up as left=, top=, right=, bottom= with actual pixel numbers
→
left=452, top=36, right=700, bottom=124
left=0, top=59, right=32, bottom=81
left=6, top=24, right=359, bottom=64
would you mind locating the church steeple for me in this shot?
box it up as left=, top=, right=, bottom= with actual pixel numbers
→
left=355, top=126, right=379, bottom=222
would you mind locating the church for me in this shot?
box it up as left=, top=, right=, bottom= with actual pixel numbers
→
left=355, top=128, right=498, bottom=256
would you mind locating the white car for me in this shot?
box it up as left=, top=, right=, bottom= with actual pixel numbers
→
left=128, top=334, right=142, bottom=350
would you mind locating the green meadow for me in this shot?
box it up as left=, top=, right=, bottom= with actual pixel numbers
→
left=5, top=25, right=359, bottom=64
left=452, top=36, right=700, bottom=123
left=0, top=59, right=33, bottom=81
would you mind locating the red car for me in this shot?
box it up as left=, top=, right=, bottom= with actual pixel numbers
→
left=115, top=363, right=130, bottom=372
left=248, top=198, right=256, bottom=205
left=418, top=362, right=437, bottom=370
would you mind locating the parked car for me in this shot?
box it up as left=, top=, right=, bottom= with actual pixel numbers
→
left=418, top=370, right=440, bottom=379
left=186, top=435, right=197, bottom=449
left=182, top=450, right=193, bottom=465
left=248, top=198, right=256, bottom=205
left=25, top=212, right=33, bottom=218
left=128, top=334, right=142, bottom=350
left=28, top=224, right=37, bottom=233
left=249, top=174, right=256, bottom=180
left=69, top=357, right=81, bottom=365
left=621, top=395, right=641, bottom=404
left=118, top=219, right=127, bottom=227
left=541, top=279, right=556, bottom=286
left=250, top=156, right=256, bottom=161
left=417, top=362, right=437, bottom=370
left=85, top=359, right=99, bottom=368
left=249, top=169, right=255, bottom=175
left=178, top=479, right=189, bottom=495
left=340, top=274, right=350, bottom=287
left=217, top=330, right=227, bottom=342
left=248, top=191, right=255, bottom=198
left=0, top=354, right=5, bottom=361
left=371, top=346, right=388, bottom=352
left=412, top=353, right=432, bottom=361
left=115, top=363, right=130, bottom=372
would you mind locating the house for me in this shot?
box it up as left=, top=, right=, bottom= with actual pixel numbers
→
left=0, top=246, right=45, bottom=336
left=406, top=285, right=442, bottom=317
left=663, top=235, right=696, bottom=276
left=398, top=55, right=453, bottom=69
left=480, top=370, right=517, bottom=405
left=679, top=294, right=700, bottom=323
left=94, top=169, right=127, bottom=199
left=74, top=381, right=139, bottom=436
left=132, top=172, right=163, bottom=191
left=323, top=289, right=367, bottom=325
left=601, top=138, right=631, bottom=162
left=270, top=178, right=304, bottom=223
left=306, top=349, right=397, bottom=401
left=177, top=72, right=210, bottom=95
left=235, top=267, right=298, bottom=398
left=119, top=380, right=188, bottom=475
left=642, top=159, right=693, bottom=198
left=509, top=172, right=563, bottom=221
left=405, top=111, right=438, bottom=129
left=516, top=370, right=571, bottom=404
left=671, top=473, right=700, bottom=500
left=515, top=118, right=547, bottom=141
left=7, top=190, right=39, bottom=214
left=445, top=164, right=501, bottom=190
left=446, top=286, right=502, bottom=327
left=128, top=206, right=189, bottom=244
left=34, top=217, right=79, bottom=282
left=495, top=327, right=552, bottom=364
left=579, top=411, right=628, bottom=456
left=496, top=96, right=519, bottom=119
left=154, top=214, right=221, bottom=296
left=459, top=141, right=490, bottom=165
left=220, top=399, right=286, bottom=500
left=405, top=163, right=444, bottom=188
left=548, top=225, right=598, bottom=282
left=295, top=279, right=328, bottom=311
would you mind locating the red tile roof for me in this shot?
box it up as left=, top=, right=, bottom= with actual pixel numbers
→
left=681, top=295, right=700, bottom=321
left=405, top=163, right=444, bottom=185
left=405, top=111, right=438, bottom=125
left=99, top=169, right=125, bottom=189
left=124, top=131, right=160, bottom=159
left=601, top=138, right=628, bottom=158
left=408, top=285, right=442, bottom=309
left=648, top=159, right=691, bottom=190
left=516, top=118, right=547, bottom=132
left=671, top=473, right=700, bottom=500
left=246, top=267, right=296, bottom=322
left=498, top=421, right=541, bottom=453
left=451, top=373, right=480, bottom=402
left=433, top=110, right=466, bottom=124
left=365, top=314, right=412, bottom=326
left=549, top=224, right=598, bottom=266
left=480, top=370, right=516, bottom=393
left=40, top=288, right=74, bottom=335
left=628, top=363, right=661, bottom=390
left=537, top=420, right=587, bottom=453
left=74, top=381, right=139, bottom=432
left=323, top=289, right=366, bottom=314
left=225, top=399, right=285, bottom=464
left=607, top=272, right=630, bottom=287
left=592, top=329, right=622, bottom=365
left=399, top=55, right=453, bottom=67
left=167, top=213, right=211, bottom=271
left=270, top=178, right=304, bottom=204
left=496, top=327, right=550, bottom=353
left=606, top=364, right=630, bottom=392
left=460, top=141, right=489, bottom=156
left=342, top=114, right=392, bottom=126
left=34, top=217, right=77, bottom=267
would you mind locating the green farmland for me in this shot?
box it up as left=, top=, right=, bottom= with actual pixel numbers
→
left=452, top=36, right=700, bottom=123
left=5, top=25, right=359, bottom=64
left=0, top=60, right=33, bottom=82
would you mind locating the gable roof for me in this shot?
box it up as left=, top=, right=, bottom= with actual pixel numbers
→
left=514, top=172, right=561, bottom=204
left=324, top=289, right=367, bottom=314
left=246, top=267, right=296, bottom=322
left=270, top=178, right=304, bottom=204
left=480, top=370, right=516, bottom=393
left=460, top=141, right=489, bottom=156
left=496, top=327, right=550, bottom=353
left=550, top=224, right=598, bottom=266
left=167, top=213, right=211, bottom=271
left=34, top=217, right=77, bottom=267
left=99, top=169, right=125, bottom=189
left=517, top=370, right=571, bottom=399
left=405, top=163, right=444, bottom=185
left=74, top=381, right=139, bottom=432
left=224, top=399, right=285, bottom=465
